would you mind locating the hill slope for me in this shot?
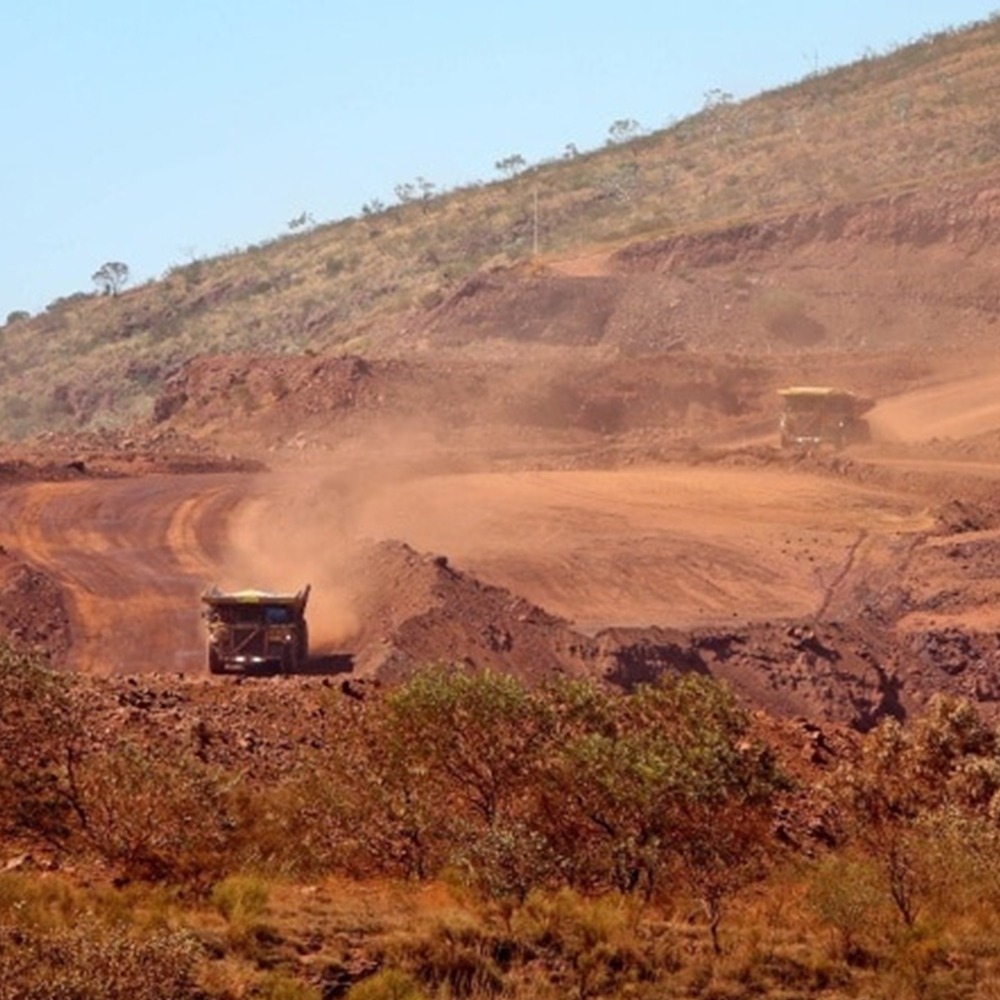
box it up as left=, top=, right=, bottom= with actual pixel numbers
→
left=2, top=15, right=1000, bottom=437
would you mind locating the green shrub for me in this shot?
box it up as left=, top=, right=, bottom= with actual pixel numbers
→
left=418, top=288, right=444, bottom=310
left=0, top=642, right=80, bottom=843
left=72, top=740, right=238, bottom=881
left=211, top=874, right=270, bottom=924
left=346, top=968, right=427, bottom=1000
left=807, top=854, right=885, bottom=959
left=325, top=255, right=348, bottom=278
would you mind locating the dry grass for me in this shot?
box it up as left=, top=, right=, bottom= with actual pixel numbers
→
left=2, top=859, right=1000, bottom=998
left=1, top=16, right=999, bottom=436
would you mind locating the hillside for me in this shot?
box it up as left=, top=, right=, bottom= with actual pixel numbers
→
left=2, top=15, right=1000, bottom=438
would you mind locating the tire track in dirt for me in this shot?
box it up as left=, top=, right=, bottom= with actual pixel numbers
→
left=166, top=484, right=245, bottom=579
left=0, top=474, right=247, bottom=674
left=814, top=530, right=868, bottom=621
left=353, top=465, right=930, bottom=632
left=871, top=365, right=1000, bottom=443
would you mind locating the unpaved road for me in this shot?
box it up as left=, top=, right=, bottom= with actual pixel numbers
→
left=0, top=460, right=933, bottom=675
left=0, top=475, right=241, bottom=674
left=869, top=362, right=1000, bottom=443
left=351, top=465, right=930, bottom=632
left=5, top=360, right=1000, bottom=676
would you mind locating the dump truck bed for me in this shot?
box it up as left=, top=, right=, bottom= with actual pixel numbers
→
left=201, top=587, right=310, bottom=609
left=776, top=386, right=875, bottom=413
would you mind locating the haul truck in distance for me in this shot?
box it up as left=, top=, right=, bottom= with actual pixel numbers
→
left=777, top=386, right=874, bottom=450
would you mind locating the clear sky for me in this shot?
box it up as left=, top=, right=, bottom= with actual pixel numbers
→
left=2, top=1, right=997, bottom=320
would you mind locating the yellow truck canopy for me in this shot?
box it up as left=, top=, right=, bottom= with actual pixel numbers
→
left=777, top=387, right=874, bottom=413
left=202, top=585, right=310, bottom=608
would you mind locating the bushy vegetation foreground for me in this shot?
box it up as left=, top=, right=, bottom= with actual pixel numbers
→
left=3, top=643, right=1000, bottom=998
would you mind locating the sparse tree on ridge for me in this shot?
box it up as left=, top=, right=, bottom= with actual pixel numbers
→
left=607, top=119, right=642, bottom=144
left=393, top=178, right=438, bottom=209
left=91, top=261, right=129, bottom=297
left=702, top=88, right=734, bottom=111
left=394, top=181, right=417, bottom=204
left=495, top=154, right=526, bottom=178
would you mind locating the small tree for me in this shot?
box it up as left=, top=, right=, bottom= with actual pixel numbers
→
left=606, top=119, right=642, bottom=144
left=702, top=88, right=734, bottom=111
left=0, top=642, right=83, bottom=845
left=495, top=154, right=527, bottom=178
left=415, top=176, right=436, bottom=201
left=394, top=181, right=417, bottom=204
left=385, top=666, right=553, bottom=829
left=72, top=739, right=237, bottom=881
left=838, top=696, right=1000, bottom=928
left=91, top=261, right=129, bottom=296
left=540, top=675, right=784, bottom=919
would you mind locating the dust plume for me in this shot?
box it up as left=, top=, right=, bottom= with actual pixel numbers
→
left=867, top=366, right=1000, bottom=444
left=212, top=415, right=493, bottom=652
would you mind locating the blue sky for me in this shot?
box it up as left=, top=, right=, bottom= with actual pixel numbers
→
left=2, top=2, right=997, bottom=320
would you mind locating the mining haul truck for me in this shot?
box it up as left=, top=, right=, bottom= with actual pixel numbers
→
left=201, top=586, right=310, bottom=674
left=777, top=386, right=874, bottom=450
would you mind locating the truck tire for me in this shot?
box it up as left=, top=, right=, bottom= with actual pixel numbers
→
left=208, top=647, right=224, bottom=675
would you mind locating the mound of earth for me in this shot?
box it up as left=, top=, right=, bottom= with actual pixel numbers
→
left=345, top=540, right=596, bottom=684
left=63, top=666, right=858, bottom=814
left=149, top=346, right=937, bottom=465
left=153, top=350, right=770, bottom=452
left=71, top=672, right=341, bottom=784
left=0, top=427, right=261, bottom=479
left=317, top=540, right=982, bottom=731
left=597, top=621, right=899, bottom=731
left=0, top=549, right=70, bottom=660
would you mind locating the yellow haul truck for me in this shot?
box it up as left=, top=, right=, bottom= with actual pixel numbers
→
left=777, top=386, right=873, bottom=450
left=202, top=586, right=310, bottom=674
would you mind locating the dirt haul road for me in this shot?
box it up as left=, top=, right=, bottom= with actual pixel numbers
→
left=0, top=475, right=241, bottom=673
left=869, top=365, right=1000, bottom=443
left=0, top=459, right=936, bottom=676
left=5, top=359, right=1000, bottom=676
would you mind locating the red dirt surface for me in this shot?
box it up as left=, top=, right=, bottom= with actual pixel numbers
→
left=5, top=171, right=1000, bottom=733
